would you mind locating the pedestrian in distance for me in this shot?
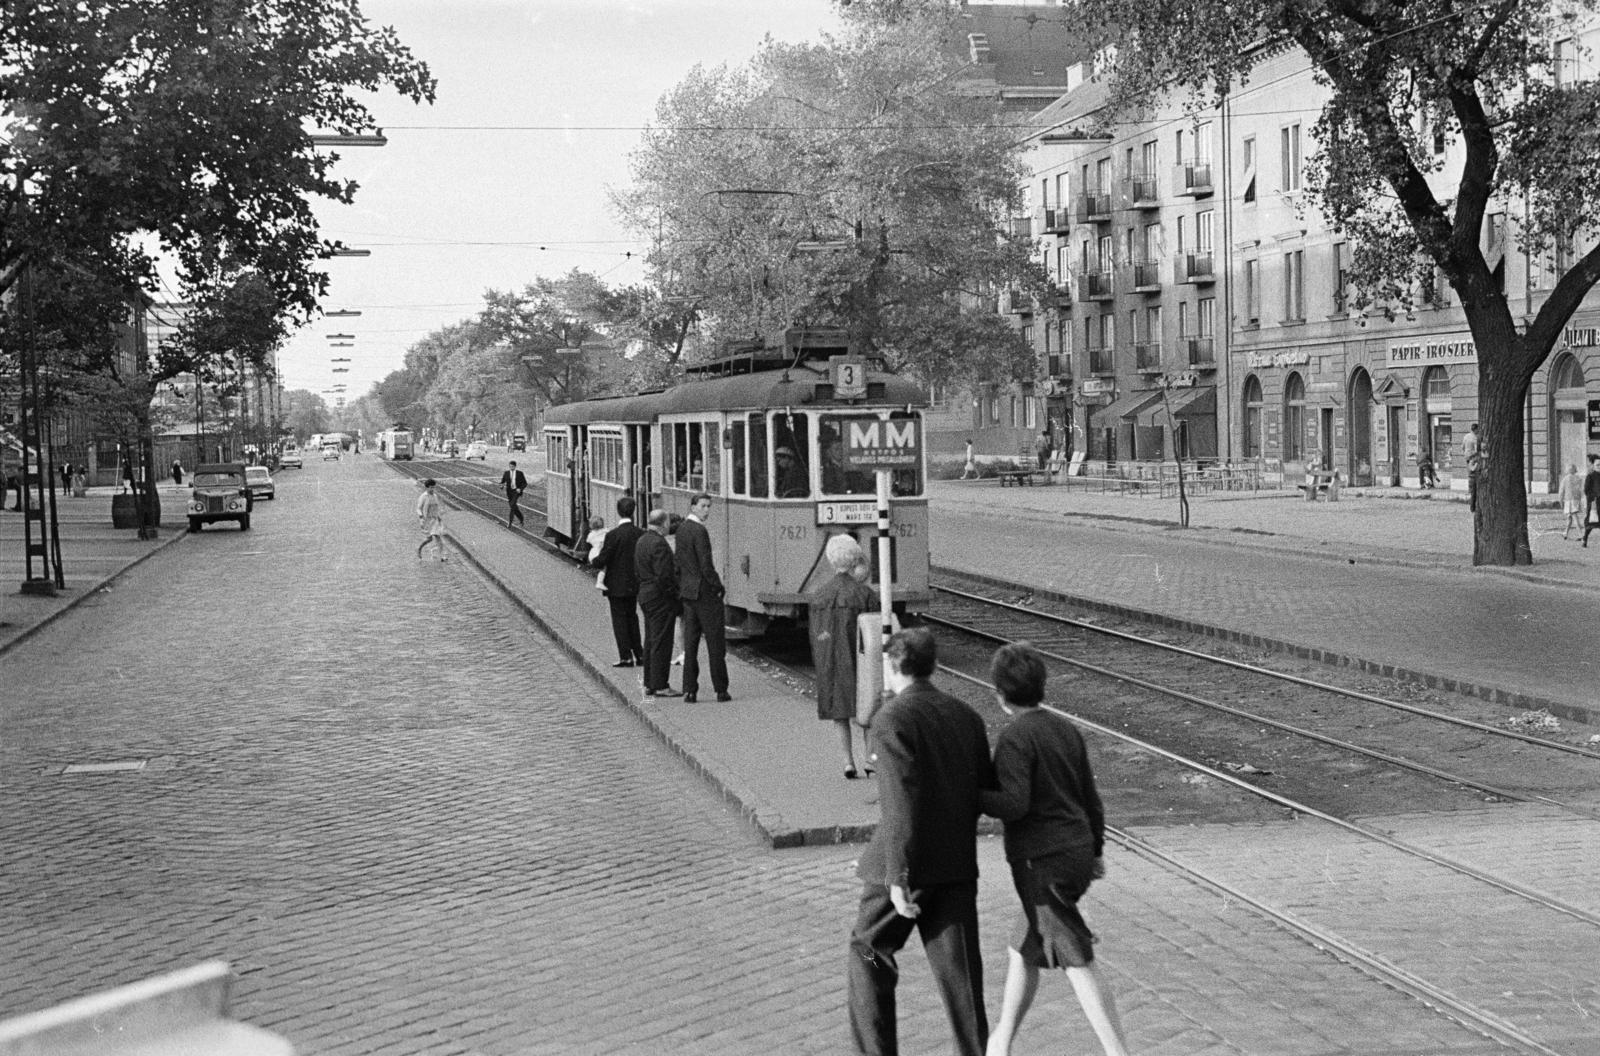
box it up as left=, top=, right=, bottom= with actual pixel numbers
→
left=583, top=515, right=607, bottom=565
left=72, top=464, right=87, bottom=497
left=58, top=461, right=72, bottom=495
left=1463, top=423, right=1482, bottom=512
left=847, top=626, right=994, bottom=1056
left=675, top=492, right=730, bottom=703
left=1416, top=451, right=1438, bottom=489
left=635, top=508, right=681, bottom=697
left=591, top=496, right=645, bottom=668
left=1558, top=464, right=1583, bottom=540
left=962, top=438, right=978, bottom=480
left=809, top=534, right=876, bottom=779
left=980, top=642, right=1130, bottom=1056
left=171, top=460, right=184, bottom=486
left=500, top=460, right=527, bottom=528
left=1583, top=455, right=1600, bottom=548
left=416, top=478, right=446, bottom=561
left=1035, top=431, right=1051, bottom=471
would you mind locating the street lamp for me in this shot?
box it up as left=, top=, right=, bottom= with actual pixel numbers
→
left=324, top=309, right=363, bottom=318
left=309, top=131, right=388, bottom=147
left=326, top=333, right=355, bottom=341
left=329, top=248, right=371, bottom=258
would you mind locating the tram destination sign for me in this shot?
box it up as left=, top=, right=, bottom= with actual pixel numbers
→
left=840, top=416, right=921, bottom=470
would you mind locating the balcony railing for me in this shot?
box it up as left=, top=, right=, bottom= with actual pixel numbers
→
left=1043, top=206, right=1071, bottom=232
left=1126, top=173, right=1160, bottom=207
left=1078, top=270, right=1114, bottom=301
left=1003, top=288, right=1029, bottom=314
left=1129, top=260, right=1162, bottom=291
left=1174, top=161, right=1213, bottom=197
left=1087, top=345, right=1115, bottom=375
left=1134, top=342, right=1163, bottom=371
left=1185, top=337, right=1216, bottom=367
left=1075, top=191, right=1113, bottom=223
left=1046, top=353, right=1072, bottom=379
left=1174, top=253, right=1216, bottom=284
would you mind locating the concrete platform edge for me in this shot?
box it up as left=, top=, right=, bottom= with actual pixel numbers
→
left=444, top=531, right=873, bottom=850
left=0, top=528, right=187, bottom=661
left=937, top=565, right=1598, bottom=727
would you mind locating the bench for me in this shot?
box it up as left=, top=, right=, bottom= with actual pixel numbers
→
left=0, top=960, right=294, bottom=1055
left=998, top=469, right=1045, bottom=487
left=1298, top=469, right=1341, bottom=502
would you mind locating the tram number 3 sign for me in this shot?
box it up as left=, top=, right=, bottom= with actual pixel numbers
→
left=830, top=356, right=868, bottom=400
left=841, top=416, right=921, bottom=470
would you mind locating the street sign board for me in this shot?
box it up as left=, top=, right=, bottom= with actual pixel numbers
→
left=816, top=500, right=876, bottom=525
left=830, top=357, right=868, bottom=400
left=841, top=416, right=920, bottom=470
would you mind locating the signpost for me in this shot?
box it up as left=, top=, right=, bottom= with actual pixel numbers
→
left=840, top=414, right=922, bottom=706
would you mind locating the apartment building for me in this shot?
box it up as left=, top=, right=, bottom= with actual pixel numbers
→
left=1007, top=30, right=1600, bottom=492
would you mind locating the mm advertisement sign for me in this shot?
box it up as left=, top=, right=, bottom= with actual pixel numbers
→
left=841, top=416, right=921, bottom=470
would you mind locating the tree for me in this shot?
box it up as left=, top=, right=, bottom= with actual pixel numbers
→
left=280, top=389, right=331, bottom=444
left=478, top=275, right=604, bottom=407
left=2, top=0, right=435, bottom=320
left=619, top=9, right=1040, bottom=390
left=1048, top=0, right=1600, bottom=566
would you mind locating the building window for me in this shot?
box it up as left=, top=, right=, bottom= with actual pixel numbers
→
left=1194, top=121, right=1213, bottom=164
left=1243, top=375, right=1263, bottom=459
left=1283, top=371, right=1306, bottom=461
left=1332, top=243, right=1349, bottom=313
left=1197, top=297, right=1215, bottom=337
left=1555, top=37, right=1579, bottom=87
left=1421, top=366, right=1452, bottom=467
left=1244, top=258, right=1261, bottom=324
left=1241, top=135, right=1257, bottom=204
left=1177, top=300, right=1190, bottom=337
left=1281, top=123, right=1302, bottom=191
left=1283, top=249, right=1305, bottom=322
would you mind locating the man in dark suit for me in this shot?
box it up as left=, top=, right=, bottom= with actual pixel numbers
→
left=847, top=627, right=993, bottom=1056
left=591, top=496, right=644, bottom=668
left=500, top=460, right=527, bottom=528
left=674, top=492, right=730, bottom=703
left=634, top=508, right=680, bottom=697
left=1583, top=455, right=1600, bottom=548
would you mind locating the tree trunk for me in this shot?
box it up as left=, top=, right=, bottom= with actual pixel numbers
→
left=1472, top=341, right=1533, bottom=567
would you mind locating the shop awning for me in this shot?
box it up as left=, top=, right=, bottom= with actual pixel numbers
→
left=1135, top=385, right=1216, bottom=427
left=1093, top=389, right=1163, bottom=422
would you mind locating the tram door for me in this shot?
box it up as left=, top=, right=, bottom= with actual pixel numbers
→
left=573, top=425, right=591, bottom=537
left=627, top=424, right=652, bottom=517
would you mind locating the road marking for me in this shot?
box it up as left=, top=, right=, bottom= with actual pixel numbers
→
left=60, top=760, right=146, bottom=775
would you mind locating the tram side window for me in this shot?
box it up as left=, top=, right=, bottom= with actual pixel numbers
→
left=889, top=411, right=924, bottom=497
left=729, top=421, right=746, bottom=496
left=660, top=424, right=675, bottom=487
left=771, top=412, right=811, bottom=498
left=688, top=424, right=705, bottom=489
left=701, top=422, right=721, bottom=494
left=670, top=424, right=689, bottom=488
left=749, top=415, right=769, bottom=498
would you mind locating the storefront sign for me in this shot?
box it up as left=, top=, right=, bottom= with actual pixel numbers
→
left=1564, top=327, right=1600, bottom=349
left=1386, top=338, right=1477, bottom=366
left=1080, top=378, right=1115, bottom=395
left=1589, top=399, right=1600, bottom=441
left=1245, top=350, right=1312, bottom=369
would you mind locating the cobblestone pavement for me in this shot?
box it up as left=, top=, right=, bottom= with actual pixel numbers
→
left=0, top=459, right=1532, bottom=1054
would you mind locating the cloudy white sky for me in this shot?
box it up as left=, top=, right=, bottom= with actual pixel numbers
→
left=276, top=0, right=849, bottom=404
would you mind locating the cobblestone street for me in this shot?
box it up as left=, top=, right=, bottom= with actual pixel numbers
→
left=0, top=461, right=1540, bottom=1054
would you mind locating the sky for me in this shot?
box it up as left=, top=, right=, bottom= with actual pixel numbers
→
left=277, top=0, right=848, bottom=406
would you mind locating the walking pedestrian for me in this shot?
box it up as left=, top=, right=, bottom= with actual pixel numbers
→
left=72, top=464, right=87, bottom=497
left=847, top=626, right=994, bottom=1056
left=810, top=535, right=876, bottom=779
left=1416, top=452, right=1438, bottom=489
left=1558, top=464, right=1583, bottom=540
left=500, top=460, right=527, bottom=528
left=59, top=462, right=72, bottom=495
left=1583, top=455, right=1600, bottom=548
left=675, top=492, right=730, bottom=703
left=1463, top=423, right=1482, bottom=511
left=980, top=642, right=1129, bottom=1056
left=1035, top=431, right=1051, bottom=471
left=582, top=515, right=607, bottom=563
left=415, top=479, right=446, bottom=561
left=591, top=496, right=644, bottom=668
left=962, top=438, right=978, bottom=480
left=635, top=508, right=680, bottom=697
left=172, top=460, right=184, bottom=486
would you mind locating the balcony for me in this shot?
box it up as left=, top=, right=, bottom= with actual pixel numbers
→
left=1074, top=190, right=1113, bottom=224
left=1087, top=345, right=1114, bottom=375
left=1043, top=206, right=1071, bottom=233
left=1126, top=173, right=1160, bottom=208
left=1077, top=270, right=1114, bottom=302
left=1174, top=161, right=1214, bottom=197
left=1003, top=288, right=1030, bottom=314
left=1045, top=353, right=1073, bottom=381
left=1185, top=337, right=1217, bottom=367
left=1050, top=281, right=1075, bottom=307
left=1174, top=253, right=1216, bottom=284
left=1128, top=260, right=1162, bottom=292
left=1134, top=341, right=1163, bottom=372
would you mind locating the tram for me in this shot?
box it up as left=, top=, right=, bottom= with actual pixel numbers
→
left=375, top=428, right=414, bottom=461
left=543, top=328, right=930, bottom=637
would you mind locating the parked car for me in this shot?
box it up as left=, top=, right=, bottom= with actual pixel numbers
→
left=464, top=441, right=488, bottom=460
left=321, top=443, right=341, bottom=461
left=187, top=463, right=252, bottom=531
left=244, top=465, right=275, bottom=501
left=279, top=448, right=303, bottom=469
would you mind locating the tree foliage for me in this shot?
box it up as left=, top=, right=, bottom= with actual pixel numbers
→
left=2, top=0, right=435, bottom=321
left=618, top=8, right=1040, bottom=390
left=1052, top=0, right=1600, bottom=566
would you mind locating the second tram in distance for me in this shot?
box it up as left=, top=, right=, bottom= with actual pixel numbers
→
left=543, top=328, right=930, bottom=637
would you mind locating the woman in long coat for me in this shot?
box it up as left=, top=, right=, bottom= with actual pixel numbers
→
left=809, top=534, right=875, bottom=779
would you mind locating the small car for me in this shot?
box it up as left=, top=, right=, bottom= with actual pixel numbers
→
left=279, top=448, right=303, bottom=470
left=187, top=463, right=252, bottom=531
left=244, top=465, right=275, bottom=501
left=321, top=443, right=341, bottom=461
left=510, top=432, right=528, bottom=452
left=464, top=441, right=488, bottom=460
